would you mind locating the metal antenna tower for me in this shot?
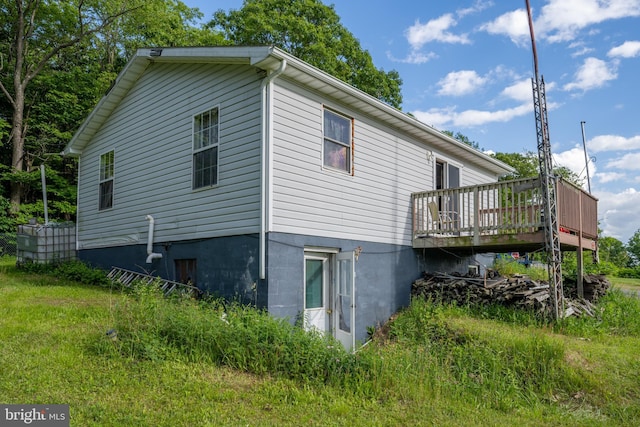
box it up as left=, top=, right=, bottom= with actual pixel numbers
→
left=525, top=0, right=564, bottom=319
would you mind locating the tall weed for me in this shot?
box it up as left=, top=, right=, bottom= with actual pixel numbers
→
left=557, top=288, right=640, bottom=337
left=380, top=297, right=580, bottom=409
left=97, top=282, right=369, bottom=389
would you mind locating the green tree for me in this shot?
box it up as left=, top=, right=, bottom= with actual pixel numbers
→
left=0, top=0, right=218, bottom=223
left=627, top=229, right=640, bottom=267
left=208, top=0, right=403, bottom=108
left=97, top=0, right=224, bottom=69
left=442, top=130, right=481, bottom=150
left=0, top=0, right=133, bottom=210
left=598, top=236, right=630, bottom=269
left=492, top=150, right=582, bottom=186
left=492, top=151, right=539, bottom=180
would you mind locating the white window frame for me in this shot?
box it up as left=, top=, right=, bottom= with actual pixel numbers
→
left=98, top=150, right=114, bottom=211
left=322, top=108, right=353, bottom=175
left=434, top=157, right=463, bottom=190
left=192, top=106, right=220, bottom=189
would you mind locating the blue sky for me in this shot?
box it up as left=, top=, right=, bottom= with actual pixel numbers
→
left=183, top=0, right=640, bottom=243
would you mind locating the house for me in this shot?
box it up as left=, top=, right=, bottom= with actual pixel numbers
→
left=63, top=46, right=515, bottom=349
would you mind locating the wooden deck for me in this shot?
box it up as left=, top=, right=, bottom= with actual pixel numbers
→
left=412, top=177, right=598, bottom=253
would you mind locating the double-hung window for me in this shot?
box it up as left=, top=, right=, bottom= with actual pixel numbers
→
left=99, top=150, right=114, bottom=210
left=323, top=109, right=352, bottom=173
left=193, top=107, right=219, bottom=189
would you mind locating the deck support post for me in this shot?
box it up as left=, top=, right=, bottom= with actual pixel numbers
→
left=473, top=186, right=480, bottom=246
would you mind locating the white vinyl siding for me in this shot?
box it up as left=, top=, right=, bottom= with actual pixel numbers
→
left=76, top=63, right=262, bottom=249
left=270, top=79, right=496, bottom=246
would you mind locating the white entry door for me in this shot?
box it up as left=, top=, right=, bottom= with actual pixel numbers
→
left=304, top=253, right=330, bottom=333
left=335, top=251, right=355, bottom=351
left=303, top=251, right=356, bottom=351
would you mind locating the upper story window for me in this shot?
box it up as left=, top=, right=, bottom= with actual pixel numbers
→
left=323, top=109, right=352, bottom=174
left=193, top=107, right=219, bottom=189
left=99, top=150, right=114, bottom=210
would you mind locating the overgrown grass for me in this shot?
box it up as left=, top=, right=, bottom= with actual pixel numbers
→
left=94, top=282, right=369, bottom=390
left=2, top=256, right=640, bottom=425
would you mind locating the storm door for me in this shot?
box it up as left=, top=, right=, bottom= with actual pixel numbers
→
left=335, top=251, right=355, bottom=351
left=303, top=251, right=356, bottom=351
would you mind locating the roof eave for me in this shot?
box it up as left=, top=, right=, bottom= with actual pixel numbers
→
left=260, top=47, right=515, bottom=176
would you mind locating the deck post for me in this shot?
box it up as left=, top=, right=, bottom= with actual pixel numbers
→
left=473, top=186, right=480, bottom=245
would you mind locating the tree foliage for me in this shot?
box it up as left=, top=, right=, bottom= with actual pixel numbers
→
left=442, top=130, right=481, bottom=150
left=627, top=229, right=640, bottom=267
left=0, top=0, right=219, bottom=229
left=208, top=0, right=403, bottom=108
left=598, top=236, right=630, bottom=269
left=492, top=150, right=582, bottom=186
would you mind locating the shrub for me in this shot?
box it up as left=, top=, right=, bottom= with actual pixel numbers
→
left=17, top=259, right=110, bottom=287
left=53, top=260, right=110, bottom=287
left=494, top=258, right=548, bottom=281
left=617, top=266, right=640, bottom=279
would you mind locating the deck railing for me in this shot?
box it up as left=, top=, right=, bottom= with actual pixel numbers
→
left=412, top=177, right=597, bottom=242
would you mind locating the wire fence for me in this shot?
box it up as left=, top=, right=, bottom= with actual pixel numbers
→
left=0, top=233, right=17, bottom=257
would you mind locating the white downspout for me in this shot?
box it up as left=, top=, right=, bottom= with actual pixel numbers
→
left=145, top=215, right=163, bottom=263
left=74, top=156, right=81, bottom=251
left=259, top=58, right=287, bottom=279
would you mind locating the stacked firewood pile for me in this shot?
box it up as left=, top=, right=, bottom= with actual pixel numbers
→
left=411, top=272, right=611, bottom=318
left=564, top=274, right=611, bottom=302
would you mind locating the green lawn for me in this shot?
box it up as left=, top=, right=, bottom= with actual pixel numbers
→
left=609, top=276, right=640, bottom=293
left=1, top=257, right=639, bottom=426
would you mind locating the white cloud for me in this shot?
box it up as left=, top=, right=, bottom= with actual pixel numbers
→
left=387, top=50, right=437, bottom=64
left=481, top=1, right=640, bottom=44
left=479, top=9, right=529, bottom=45
left=568, top=41, right=595, bottom=57
left=563, top=57, right=618, bottom=92
left=607, top=152, right=640, bottom=170
left=405, top=14, right=471, bottom=50
left=596, top=171, right=626, bottom=184
left=412, top=103, right=532, bottom=129
left=596, top=188, right=640, bottom=242
left=553, top=147, right=592, bottom=177
left=588, top=134, right=640, bottom=153
left=571, top=46, right=595, bottom=57
left=608, top=40, right=640, bottom=58
left=500, top=79, right=534, bottom=102
left=457, top=0, right=494, bottom=18
left=437, top=70, right=488, bottom=96
left=538, top=0, right=640, bottom=43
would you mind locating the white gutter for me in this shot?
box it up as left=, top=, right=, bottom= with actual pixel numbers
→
left=259, top=59, right=287, bottom=279
left=145, top=215, right=163, bottom=263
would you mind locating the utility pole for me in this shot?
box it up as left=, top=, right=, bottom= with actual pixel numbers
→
left=581, top=121, right=592, bottom=193
left=525, top=0, right=564, bottom=319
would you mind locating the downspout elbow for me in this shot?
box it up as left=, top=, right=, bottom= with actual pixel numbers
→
left=145, top=215, right=163, bottom=263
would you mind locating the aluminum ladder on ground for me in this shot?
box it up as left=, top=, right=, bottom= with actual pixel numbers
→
left=107, top=266, right=200, bottom=297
